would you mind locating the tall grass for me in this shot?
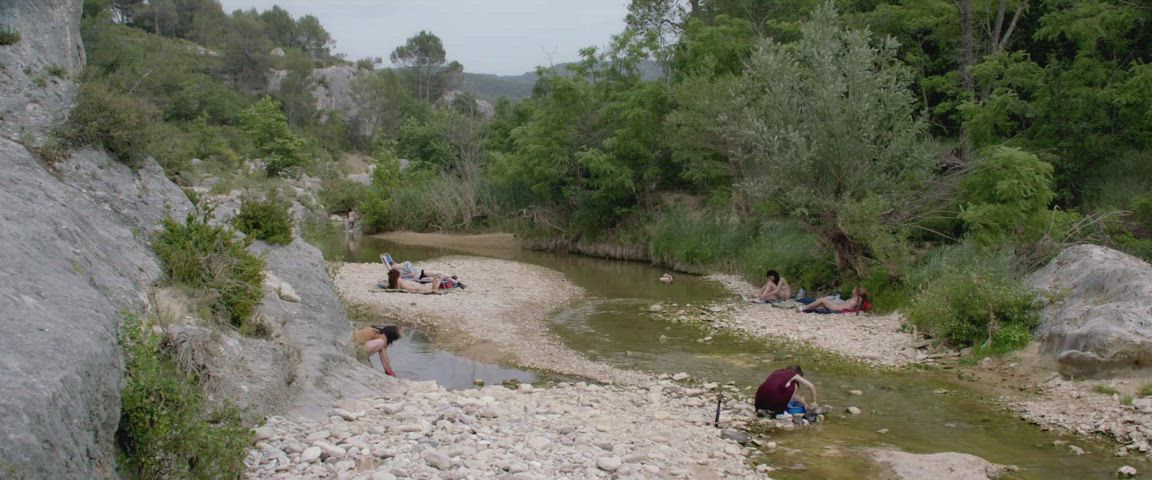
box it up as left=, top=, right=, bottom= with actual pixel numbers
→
left=649, top=209, right=838, bottom=290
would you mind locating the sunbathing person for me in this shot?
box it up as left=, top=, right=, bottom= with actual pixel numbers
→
left=754, top=269, right=791, bottom=302
left=382, top=253, right=464, bottom=288
left=800, top=286, right=869, bottom=313
left=387, top=267, right=443, bottom=293
left=353, top=324, right=400, bottom=377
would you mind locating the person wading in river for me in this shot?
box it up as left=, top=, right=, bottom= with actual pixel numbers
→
left=755, top=365, right=818, bottom=415
left=354, top=325, right=401, bottom=377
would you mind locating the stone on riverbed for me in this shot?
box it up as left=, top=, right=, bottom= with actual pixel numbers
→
left=672, top=372, right=690, bottom=381
left=1118, top=465, right=1137, bottom=477
left=847, top=406, right=862, bottom=415
left=721, top=429, right=750, bottom=445
left=871, top=450, right=1011, bottom=480
left=597, top=456, right=622, bottom=472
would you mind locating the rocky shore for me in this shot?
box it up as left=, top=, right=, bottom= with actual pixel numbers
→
left=334, top=257, right=648, bottom=385
left=650, top=275, right=922, bottom=367
left=245, top=377, right=766, bottom=479
left=1010, top=377, right=1152, bottom=459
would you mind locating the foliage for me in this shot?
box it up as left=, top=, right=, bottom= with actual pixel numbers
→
left=153, top=204, right=265, bottom=329
left=240, top=96, right=308, bottom=177
left=0, top=29, right=21, bottom=46
left=390, top=30, right=462, bottom=102
left=1140, top=383, right=1152, bottom=398
left=116, top=313, right=250, bottom=480
left=318, top=177, right=370, bottom=214
left=960, top=146, right=1078, bottom=247
left=905, top=246, right=1039, bottom=351
left=60, top=81, right=161, bottom=167
left=1094, top=384, right=1121, bottom=396
left=233, top=196, right=294, bottom=245
left=357, top=148, right=403, bottom=233
left=725, top=3, right=932, bottom=275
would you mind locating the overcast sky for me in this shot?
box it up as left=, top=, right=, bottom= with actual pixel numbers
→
left=218, top=0, right=629, bottom=75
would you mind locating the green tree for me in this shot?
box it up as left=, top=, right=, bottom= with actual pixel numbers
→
left=390, top=31, right=462, bottom=102
left=240, top=96, right=307, bottom=176
left=726, top=2, right=932, bottom=275
left=960, top=146, right=1077, bottom=247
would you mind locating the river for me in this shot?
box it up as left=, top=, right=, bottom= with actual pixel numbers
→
left=314, top=230, right=1123, bottom=479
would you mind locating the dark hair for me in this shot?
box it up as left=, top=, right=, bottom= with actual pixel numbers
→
left=387, top=269, right=400, bottom=289
left=374, top=325, right=401, bottom=345
left=766, top=269, right=780, bottom=283
left=786, top=364, right=804, bottom=377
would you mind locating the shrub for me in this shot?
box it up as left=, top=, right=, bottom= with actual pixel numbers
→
left=0, top=29, right=20, bottom=46
left=961, top=146, right=1077, bottom=246
left=154, top=204, right=266, bottom=329
left=1139, top=383, right=1152, bottom=398
left=233, top=196, right=294, bottom=245
left=46, top=65, right=67, bottom=78
left=116, top=313, right=250, bottom=479
left=1094, top=384, right=1120, bottom=396
left=61, top=81, right=160, bottom=167
left=317, top=178, right=369, bottom=214
left=905, top=246, right=1039, bottom=352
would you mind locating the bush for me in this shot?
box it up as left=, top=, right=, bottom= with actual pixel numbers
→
left=317, top=178, right=369, bottom=214
left=154, top=204, right=266, bottom=329
left=233, top=196, right=293, bottom=245
left=0, top=29, right=20, bottom=46
left=905, top=246, right=1038, bottom=352
left=61, top=82, right=160, bottom=167
left=46, top=65, right=67, bottom=78
left=116, top=313, right=250, bottom=479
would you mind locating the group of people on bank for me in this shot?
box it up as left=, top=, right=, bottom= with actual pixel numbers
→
left=751, top=269, right=872, bottom=314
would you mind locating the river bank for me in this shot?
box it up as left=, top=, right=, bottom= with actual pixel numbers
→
left=334, top=256, right=648, bottom=385
left=245, top=378, right=766, bottom=479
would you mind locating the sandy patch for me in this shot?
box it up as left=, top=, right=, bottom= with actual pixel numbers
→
left=334, top=256, right=648, bottom=385
left=696, top=275, right=921, bottom=367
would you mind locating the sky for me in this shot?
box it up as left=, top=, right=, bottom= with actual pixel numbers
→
left=218, top=0, right=630, bottom=76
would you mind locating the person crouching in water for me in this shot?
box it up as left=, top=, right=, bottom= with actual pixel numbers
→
left=354, top=325, right=401, bottom=377
left=755, top=365, right=818, bottom=415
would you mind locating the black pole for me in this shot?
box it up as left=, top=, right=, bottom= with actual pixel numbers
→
left=714, top=392, right=723, bottom=428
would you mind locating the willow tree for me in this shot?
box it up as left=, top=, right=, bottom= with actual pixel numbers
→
left=727, top=2, right=933, bottom=276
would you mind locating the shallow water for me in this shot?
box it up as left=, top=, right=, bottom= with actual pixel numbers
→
left=319, top=232, right=1133, bottom=479
left=360, top=327, right=542, bottom=389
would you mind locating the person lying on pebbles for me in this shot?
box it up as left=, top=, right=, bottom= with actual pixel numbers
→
left=387, top=266, right=444, bottom=293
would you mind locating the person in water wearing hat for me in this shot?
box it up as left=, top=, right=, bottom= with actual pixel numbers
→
left=754, top=365, right=818, bottom=415
left=354, top=324, right=401, bottom=377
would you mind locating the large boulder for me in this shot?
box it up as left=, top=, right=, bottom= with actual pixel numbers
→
left=1026, top=244, right=1152, bottom=376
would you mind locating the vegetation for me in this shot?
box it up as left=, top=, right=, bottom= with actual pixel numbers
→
left=1094, top=384, right=1121, bottom=396
left=116, top=313, right=250, bottom=479
left=154, top=204, right=265, bottom=330
left=0, top=29, right=19, bottom=46
left=1139, top=383, right=1152, bottom=398
left=65, top=0, right=1152, bottom=354
left=233, top=196, right=294, bottom=245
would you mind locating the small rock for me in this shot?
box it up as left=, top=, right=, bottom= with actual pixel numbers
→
left=1118, top=466, right=1137, bottom=477
left=596, top=456, right=622, bottom=472
left=518, top=383, right=534, bottom=392
left=372, top=472, right=397, bottom=480
left=933, top=388, right=949, bottom=395
left=422, top=450, right=451, bottom=470
left=300, top=447, right=322, bottom=463
left=720, top=429, right=750, bottom=445
left=473, top=378, right=485, bottom=386
left=1068, top=445, right=1085, bottom=456
left=876, top=428, right=889, bottom=434
left=766, top=441, right=778, bottom=450
left=648, top=304, right=665, bottom=312
left=846, top=406, right=862, bottom=415
left=527, top=436, right=551, bottom=450
left=849, top=390, right=863, bottom=396
left=672, top=372, right=690, bottom=381
left=253, top=426, right=275, bottom=441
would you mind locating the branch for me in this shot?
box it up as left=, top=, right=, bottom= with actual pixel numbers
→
left=995, top=0, right=1030, bottom=53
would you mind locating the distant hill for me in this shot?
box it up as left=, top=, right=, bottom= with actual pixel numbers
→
left=457, top=60, right=663, bottom=103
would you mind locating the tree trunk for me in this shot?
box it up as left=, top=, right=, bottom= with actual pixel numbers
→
left=958, top=0, right=976, bottom=162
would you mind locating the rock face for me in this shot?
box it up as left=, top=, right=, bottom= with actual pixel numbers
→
left=1026, top=245, right=1152, bottom=376
left=0, top=142, right=193, bottom=478
left=0, top=0, right=84, bottom=138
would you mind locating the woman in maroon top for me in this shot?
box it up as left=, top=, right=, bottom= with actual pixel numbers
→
left=755, top=365, right=818, bottom=414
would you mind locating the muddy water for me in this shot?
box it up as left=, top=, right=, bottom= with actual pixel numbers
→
left=317, top=232, right=1125, bottom=479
